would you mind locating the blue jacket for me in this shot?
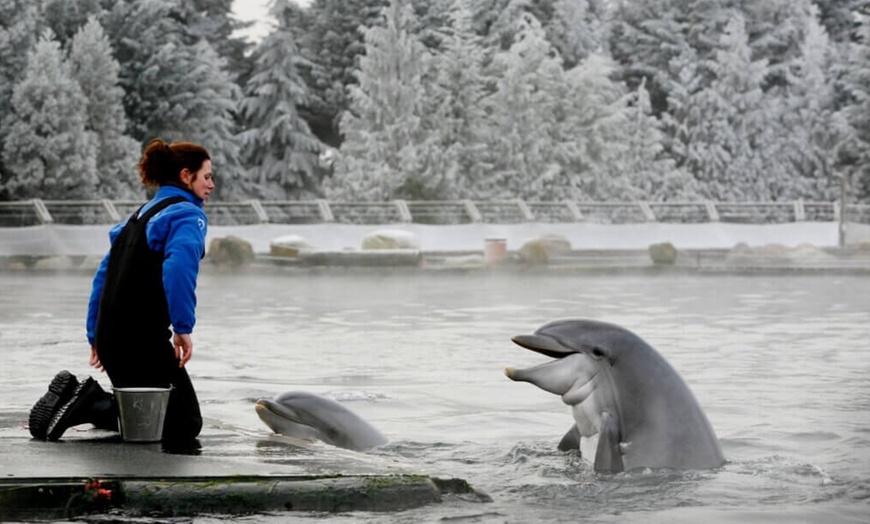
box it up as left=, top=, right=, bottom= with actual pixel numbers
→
left=86, top=186, right=208, bottom=345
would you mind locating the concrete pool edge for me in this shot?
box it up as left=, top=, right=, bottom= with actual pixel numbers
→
left=0, top=474, right=492, bottom=520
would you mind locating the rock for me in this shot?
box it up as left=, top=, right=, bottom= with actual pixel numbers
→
left=270, top=235, right=313, bottom=258
left=362, top=229, right=420, bottom=250
left=33, top=256, right=74, bottom=270
left=518, top=240, right=550, bottom=266
left=516, top=234, right=572, bottom=266
left=649, top=242, right=678, bottom=265
left=536, top=234, right=572, bottom=255
left=209, top=236, right=254, bottom=267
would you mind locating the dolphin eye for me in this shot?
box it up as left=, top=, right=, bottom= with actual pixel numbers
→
left=591, top=347, right=607, bottom=359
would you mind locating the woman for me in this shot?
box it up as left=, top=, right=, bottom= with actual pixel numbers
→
left=28, top=138, right=214, bottom=442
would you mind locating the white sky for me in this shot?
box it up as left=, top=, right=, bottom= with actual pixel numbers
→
left=232, top=0, right=313, bottom=43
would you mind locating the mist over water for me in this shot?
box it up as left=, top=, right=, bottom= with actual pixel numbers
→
left=1, top=269, right=868, bottom=522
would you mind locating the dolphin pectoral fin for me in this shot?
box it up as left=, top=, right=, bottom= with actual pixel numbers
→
left=593, top=411, right=624, bottom=473
left=557, top=425, right=582, bottom=452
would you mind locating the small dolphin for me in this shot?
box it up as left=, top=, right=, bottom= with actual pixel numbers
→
left=505, top=319, right=724, bottom=473
left=255, top=391, right=387, bottom=451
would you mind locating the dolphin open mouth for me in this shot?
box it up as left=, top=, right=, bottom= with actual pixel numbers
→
left=511, top=334, right=574, bottom=359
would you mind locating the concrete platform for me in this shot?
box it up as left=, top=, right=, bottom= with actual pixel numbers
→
left=0, top=412, right=490, bottom=520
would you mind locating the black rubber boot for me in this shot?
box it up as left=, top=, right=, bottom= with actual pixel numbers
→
left=29, top=371, right=79, bottom=439
left=46, top=378, right=112, bottom=441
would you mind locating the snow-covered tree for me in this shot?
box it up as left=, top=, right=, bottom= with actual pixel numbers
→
left=425, top=0, right=490, bottom=198
left=555, top=53, right=639, bottom=201
left=301, top=0, right=389, bottom=146
left=239, top=0, right=325, bottom=199
left=620, top=80, right=698, bottom=201
left=0, top=0, right=42, bottom=198
left=68, top=17, right=141, bottom=199
left=2, top=30, right=98, bottom=200
left=103, top=0, right=245, bottom=199
left=479, top=14, right=566, bottom=199
left=666, top=14, right=774, bottom=201
left=41, top=0, right=106, bottom=46
left=840, top=12, right=870, bottom=201
left=173, top=0, right=253, bottom=82
left=547, top=0, right=604, bottom=68
left=779, top=6, right=843, bottom=200
left=331, top=0, right=436, bottom=200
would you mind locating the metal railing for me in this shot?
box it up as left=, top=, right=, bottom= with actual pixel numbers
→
left=0, top=199, right=864, bottom=227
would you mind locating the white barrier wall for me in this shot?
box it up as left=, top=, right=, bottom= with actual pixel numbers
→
left=0, top=222, right=845, bottom=257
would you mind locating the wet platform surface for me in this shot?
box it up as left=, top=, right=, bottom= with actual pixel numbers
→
left=0, top=412, right=489, bottom=520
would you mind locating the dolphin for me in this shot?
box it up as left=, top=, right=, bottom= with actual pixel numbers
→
left=505, top=319, right=724, bottom=473
left=255, top=391, right=387, bottom=451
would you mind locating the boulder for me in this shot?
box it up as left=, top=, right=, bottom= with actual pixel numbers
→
left=518, top=240, right=550, bottom=266
left=649, top=242, right=678, bottom=265
left=362, top=229, right=420, bottom=250
left=270, top=234, right=313, bottom=257
left=208, top=236, right=254, bottom=267
left=517, top=234, right=572, bottom=266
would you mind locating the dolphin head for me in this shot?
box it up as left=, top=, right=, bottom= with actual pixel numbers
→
left=505, top=319, right=639, bottom=436
left=255, top=391, right=387, bottom=451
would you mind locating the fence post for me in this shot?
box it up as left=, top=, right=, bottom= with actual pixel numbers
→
left=638, top=201, right=656, bottom=222
left=101, top=199, right=120, bottom=222
left=463, top=200, right=482, bottom=223
left=316, top=199, right=334, bottom=223
left=515, top=199, right=534, bottom=221
left=394, top=200, right=412, bottom=223
left=704, top=201, right=720, bottom=222
left=565, top=201, right=583, bottom=221
left=247, top=200, right=270, bottom=223
left=30, top=199, right=53, bottom=224
left=793, top=200, right=805, bottom=222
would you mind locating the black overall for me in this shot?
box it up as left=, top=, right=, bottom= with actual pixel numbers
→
left=95, top=196, right=203, bottom=440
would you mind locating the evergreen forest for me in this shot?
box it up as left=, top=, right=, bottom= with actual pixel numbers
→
left=1, top=0, right=868, bottom=204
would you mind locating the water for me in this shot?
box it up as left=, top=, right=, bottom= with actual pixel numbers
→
left=1, top=269, right=869, bottom=522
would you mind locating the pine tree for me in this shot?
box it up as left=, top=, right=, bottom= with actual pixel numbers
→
left=779, top=6, right=843, bottom=200
left=2, top=30, right=98, bottom=200
left=0, top=0, right=42, bottom=199
left=239, top=0, right=325, bottom=199
left=301, top=0, right=389, bottom=147
left=102, top=0, right=191, bottom=140
left=840, top=12, right=870, bottom=201
left=425, top=0, right=490, bottom=198
left=173, top=0, right=254, bottom=82
left=621, top=80, right=698, bottom=201
left=103, top=0, right=246, bottom=200
left=547, top=0, right=604, bottom=68
left=479, top=14, right=565, bottom=200
left=68, top=17, right=141, bottom=199
left=555, top=53, right=638, bottom=201
left=41, top=0, right=107, bottom=46
left=330, top=0, right=434, bottom=201
left=667, top=14, right=773, bottom=201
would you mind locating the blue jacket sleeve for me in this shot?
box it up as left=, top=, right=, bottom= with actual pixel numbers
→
left=154, top=206, right=207, bottom=334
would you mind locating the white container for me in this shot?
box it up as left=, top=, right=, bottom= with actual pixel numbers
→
left=114, top=387, right=171, bottom=442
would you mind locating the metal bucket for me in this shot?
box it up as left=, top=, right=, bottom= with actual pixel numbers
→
left=114, top=387, right=171, bottom=442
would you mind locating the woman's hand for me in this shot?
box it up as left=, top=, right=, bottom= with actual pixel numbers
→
left=173, top=332, right=193, bottom=367
left=89, top=345, right=104, bottom=372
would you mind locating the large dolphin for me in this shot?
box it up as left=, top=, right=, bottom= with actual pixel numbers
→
left=255, top=391, right=387, bottom=451
left=505, top=319, right=724, bottom=473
